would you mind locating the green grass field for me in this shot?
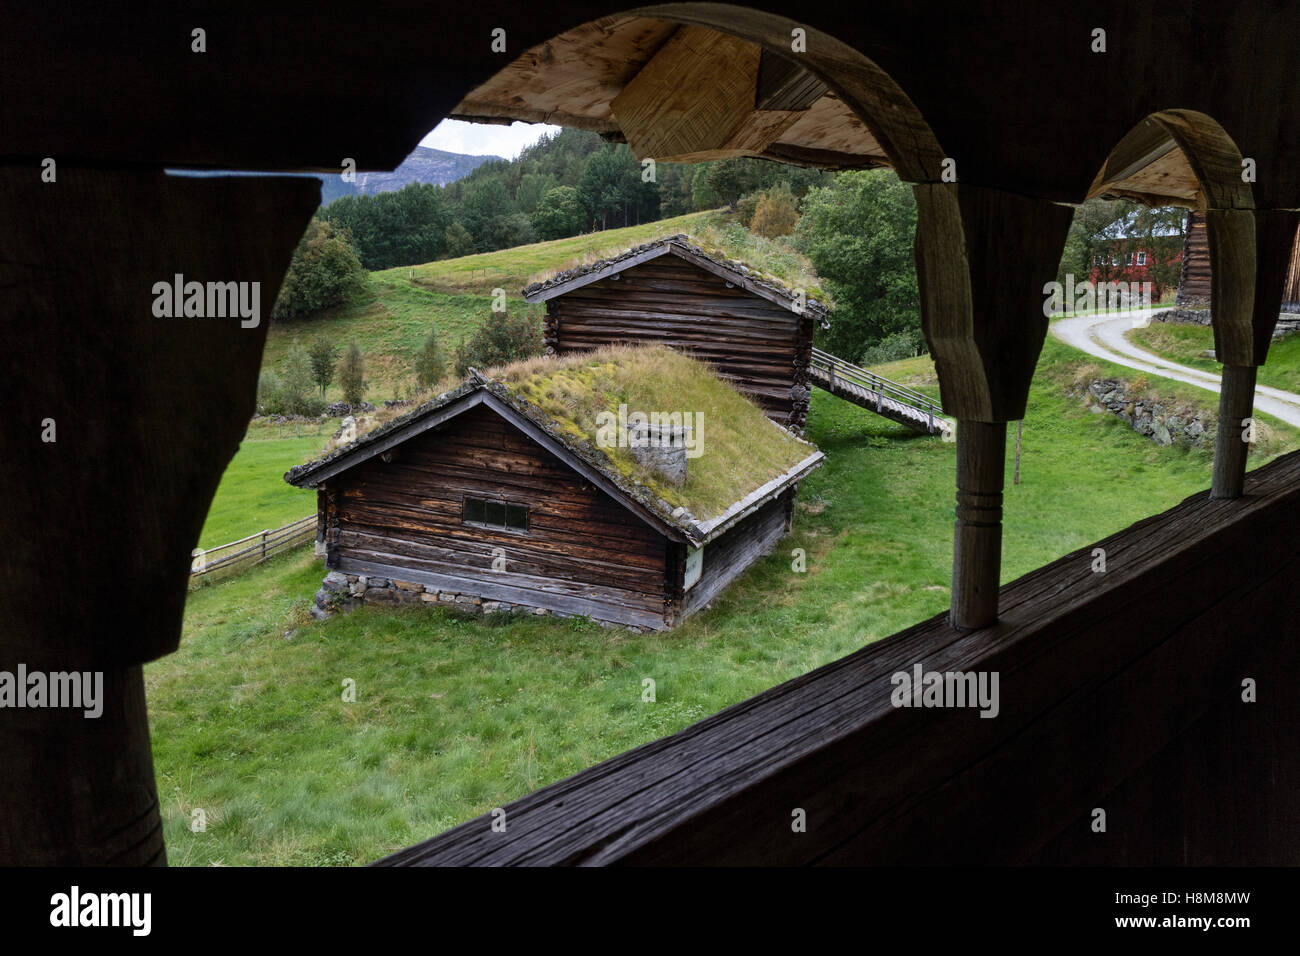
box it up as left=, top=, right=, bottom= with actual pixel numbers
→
left=197, top=433, right=326, bottom=549
left=152, top=332, right=1292, bottom=865
left=1128, top=322, right=1300, bottom=394
left=397, top=209, right=721, bottom=293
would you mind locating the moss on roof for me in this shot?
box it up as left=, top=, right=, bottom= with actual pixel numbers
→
left=494, top=345, right=817, bottom=520
left=286, top=345, right=820, bottom=529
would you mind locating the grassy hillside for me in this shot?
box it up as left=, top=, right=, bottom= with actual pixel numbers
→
left=152, top=335, right=1292, bottom=865
left=1129, top=323, right=1300, bottom=394
left=396, top=210, right=722, bottom=293
left=263, top=211, right=722, bottom=400
left=260, top=209, right=827, bottom=401
left=197, top=429, right=326, bottom=550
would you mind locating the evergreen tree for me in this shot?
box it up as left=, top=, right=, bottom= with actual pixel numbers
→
left=413, top=325, right=447, bottom=393
left=338, top=340, right=368, bottom=406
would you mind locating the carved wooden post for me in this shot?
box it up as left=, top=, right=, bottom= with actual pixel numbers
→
left=1213, top=365, right=1257, bottom=498
left=1, top=667, right=164, bottom=865
left=953, top=421, right=1006, bottom=628
left=0, top=168, right=317, bottom=864
left=1205, top=208, right=1300, bottom=498
left=914, top=184, right=1074, bottom=629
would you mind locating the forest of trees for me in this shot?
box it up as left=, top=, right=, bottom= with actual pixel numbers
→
left=315, top=128, right=832, bottom=271
left=276, top=128, right=1190, bottom=376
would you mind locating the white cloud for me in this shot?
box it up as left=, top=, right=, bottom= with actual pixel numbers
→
left=419, top=119, right=560, bottom=160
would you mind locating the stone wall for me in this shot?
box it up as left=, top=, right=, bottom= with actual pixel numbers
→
left=309, top=570, right=649, bottom=630
left=1084, top=379, right=1212, bottom=448
left=1150, top=306, right=1211, bottom=326
left=1151, top=307, right=1300, bottom=337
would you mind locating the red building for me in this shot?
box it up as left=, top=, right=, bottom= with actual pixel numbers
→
left=1087, top=220, right=1185, bottom=294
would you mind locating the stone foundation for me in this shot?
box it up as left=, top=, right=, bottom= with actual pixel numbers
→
left=309, top=571, right=652, bottom=630
left=1153, top=307, right=1300, bottom=338
left=1152, top=306, right=1212, bottom=326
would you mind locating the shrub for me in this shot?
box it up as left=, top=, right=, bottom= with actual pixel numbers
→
left=453, top=309, right=543, bottom=376
left=750, top=185, right=800, bottom=238
left=734, top=194, right=759, bottom=228
left=860, top=330, right=923, bottom=367
left=338, top=340, right=368, bottom=406
left=413, top=324, right=447, bottom=393
left=256, top=370, right=285, bottom=416
left=271, top=219, right=368, bottom=322
left=279, top=339, right=319, bottom=416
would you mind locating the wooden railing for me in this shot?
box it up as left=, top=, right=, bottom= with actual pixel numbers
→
left=810, top=347, right=946, bottom=430
left=189, top=515, right=316, bottom=583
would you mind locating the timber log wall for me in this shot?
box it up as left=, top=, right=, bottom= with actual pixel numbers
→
left=323, top=404, right=674, bottom=630
left=543, top=255, right=816, bottom=432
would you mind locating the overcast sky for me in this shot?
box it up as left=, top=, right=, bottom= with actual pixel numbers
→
left=420, top=119, right=560, bottom=159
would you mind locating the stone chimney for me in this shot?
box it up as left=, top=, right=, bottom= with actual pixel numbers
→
left=628, top=421, right=690, bottom=486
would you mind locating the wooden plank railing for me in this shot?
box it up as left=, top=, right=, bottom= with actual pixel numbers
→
left=189, top=514, right=316, bottom=583
left=810, top=347, right=947, bottom=433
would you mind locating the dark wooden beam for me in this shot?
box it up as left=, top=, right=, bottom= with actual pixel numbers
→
left=0, top=167, right=318, bottom=864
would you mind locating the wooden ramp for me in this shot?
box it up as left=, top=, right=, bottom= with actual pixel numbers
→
left=809, top=347, right=950, bottom=436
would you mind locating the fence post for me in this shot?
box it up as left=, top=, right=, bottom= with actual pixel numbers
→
left=261, top=529, right=267, bottom=561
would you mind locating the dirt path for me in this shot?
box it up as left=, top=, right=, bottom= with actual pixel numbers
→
left=1049, top=310, right=1300, bottom=428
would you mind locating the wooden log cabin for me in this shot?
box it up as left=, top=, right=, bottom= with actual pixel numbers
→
left=284, top=347, right=823, bottom=630
left=1170, top=210, right=1300, bottom=333
left=523, top=236, right=830, bottom=433
left=12, top=1, right=1300, bottom=872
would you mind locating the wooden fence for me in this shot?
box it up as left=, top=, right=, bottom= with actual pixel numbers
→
left=189, top=514, right=316, bottom=584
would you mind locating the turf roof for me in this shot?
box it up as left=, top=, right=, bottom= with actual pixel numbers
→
left=286, top=345, right=822, bottom=538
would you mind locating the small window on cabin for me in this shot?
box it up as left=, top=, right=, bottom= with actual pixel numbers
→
left=463, top=496, right=529, bottom=532
left=1126, top=252, right=1135, bottom=266
left=1137, top=251, right=1147, bottom=266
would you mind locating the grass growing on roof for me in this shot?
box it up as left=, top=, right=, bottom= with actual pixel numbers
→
left=491, top=345, right=816, bottom=520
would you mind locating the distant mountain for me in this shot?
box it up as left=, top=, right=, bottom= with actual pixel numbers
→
left=349, top=146, right=503, bottom=196
left=167, top=146, right=502, bottom=206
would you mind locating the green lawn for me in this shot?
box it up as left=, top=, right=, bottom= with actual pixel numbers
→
left=396, top=209, right=721, bottom=293
left=1128, top=322, right=1300, bottom=394
left=150, top=334, right=1290, bottom=866
left=197, top=431, right=327, bottom=549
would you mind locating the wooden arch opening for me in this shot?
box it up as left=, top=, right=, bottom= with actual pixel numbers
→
left=434, top=3, right=948, bottom=182
left=1086, top=110, right=1300, bottom=498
